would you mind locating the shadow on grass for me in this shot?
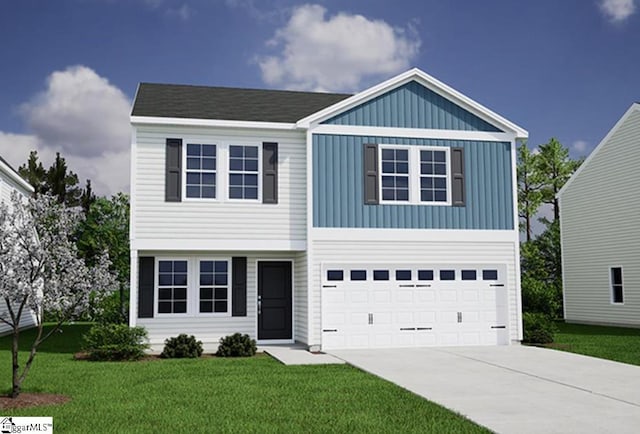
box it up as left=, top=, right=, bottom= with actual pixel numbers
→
left=0, top=323, right=92, bottom=354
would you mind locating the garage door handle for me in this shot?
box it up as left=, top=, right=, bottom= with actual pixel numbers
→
left=400, top=327, right=416, bottom=331
left=323, top=329, right=338, bottom=332
left=322, top=285, right=337, bottom=288
left=398, top=284, right=415, bottom=288
left=489, top=284, right=504, bottom=287
left=417, top=327, right=432, bottom=331
left=416, top=284, right=431, bottom=288
left=491, top=325, right=506, bottom=329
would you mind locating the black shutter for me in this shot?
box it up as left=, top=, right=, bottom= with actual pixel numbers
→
left=232, top=257, right=247, bottom=316
left=451, top=147, right=465, bottom=207
left=138, top=257, right=155, bottom=318
left=363, top=143, right=379, bottom=205
left=165, top=138, right=182, bottom=202
left=262, top=142, right=278, bottom=204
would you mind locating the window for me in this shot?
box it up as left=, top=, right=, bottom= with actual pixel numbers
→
left=157, top=258, right=231, bottom=315
left=158, top=260, right=188, bottom=314
left=381, top=148, right=409, bottom=201
left=379, top=145, right=450, bottom=205
left=483, top=269, right=498, bottom=280
left=610, top=267, right=624, bottom=304
left=396, top=270, right=412, bottom=281
left=186, top=144, right=216, bottom=198
left=418, top=270, right=434, bottom=280
left=373, top=270, right=389, bottom=280
left=350, top=270, right=367, bottom=281
left=229, top=145, right=259, bottom=200
left=199, top=260, right=229, bottom=313
left=461, top=270, right=477, bottom=280
left=327, top=270, right=344, bottom=281
left=440, top=270, right=456, bottom=281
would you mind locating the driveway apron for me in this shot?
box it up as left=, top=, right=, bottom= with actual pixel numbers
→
left=329, top=345, right=640, bottom=434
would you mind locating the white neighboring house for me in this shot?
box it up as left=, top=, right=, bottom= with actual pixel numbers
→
left=129, top=68, right=528, bottom=352
left=0, top=155, right=37, bottom=335
left=559, top=103, right=640, bottom=327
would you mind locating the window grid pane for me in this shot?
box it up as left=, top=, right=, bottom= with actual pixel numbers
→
left=381, top=148, right=410, bottom=201
left=158, top=260, right=188, bottom=314
left=229, top=145, right=259, bottom=199
left=420, top=150, right=447, bottom=203
left=611, top=267, right=624, bottom=303
left=186, top=144, right=216, bottom=198
left=199, top=260, right=229, bottom=313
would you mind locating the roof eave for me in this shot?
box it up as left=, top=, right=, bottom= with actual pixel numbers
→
left=130, top=115, right=300, bottom=131
left=0, top=157, right=34, bottom=194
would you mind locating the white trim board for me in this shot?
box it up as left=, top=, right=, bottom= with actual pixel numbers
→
left=131, top=115, right=298, bottom=131
left=310, top=124, right=517, bottom=142
left=310, top=228, right=518, bottom=243
left=131, top=239, right=307, bottom=252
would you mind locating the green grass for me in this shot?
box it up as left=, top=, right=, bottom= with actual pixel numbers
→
left=552, top=322, right=640, bottom=366
left=0, top=324, right=488, bottom=433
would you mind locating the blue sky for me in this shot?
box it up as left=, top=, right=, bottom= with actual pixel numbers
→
left=0, top=0, right=638, bottom=195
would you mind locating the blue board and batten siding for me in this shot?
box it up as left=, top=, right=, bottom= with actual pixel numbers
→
left=313, top=135, right=513, bottom=230
left=323, top=81, right=503, bottom=132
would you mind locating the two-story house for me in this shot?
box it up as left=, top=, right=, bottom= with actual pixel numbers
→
left=0, top=155, right=37, bottom=335
left=129, top=68, right=527, bottom=351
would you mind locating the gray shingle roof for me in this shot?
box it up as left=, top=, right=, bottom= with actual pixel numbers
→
left=131, top=83, right=352, bottom=123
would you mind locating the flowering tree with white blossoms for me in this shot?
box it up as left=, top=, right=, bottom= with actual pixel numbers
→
left=0, top=192, right=116, bottom=398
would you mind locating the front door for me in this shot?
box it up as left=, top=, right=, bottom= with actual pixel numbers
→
left=258, top=261, right=292, bottom=340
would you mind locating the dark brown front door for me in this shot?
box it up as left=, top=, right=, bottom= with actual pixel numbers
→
left=258, top=261, right=292, bottom=340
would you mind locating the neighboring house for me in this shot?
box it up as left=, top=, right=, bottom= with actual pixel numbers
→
left=0, top=155, right=37, bottom=335
left=129, top=68, right=528, bottom=351
left=559, top=103, right=640, bottom=328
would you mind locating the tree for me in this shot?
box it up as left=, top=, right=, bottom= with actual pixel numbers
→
left=536, top=138, right=582, bottom=222
left=517, top=141, right=543, bottom=242
left=80, top=179, right=96, bottom=216
left=0, top=192, right=116, bottom=398
left=18, top=151, right=47, bottom=196
left=46, top=152, right=82, bottom=207
left=77, top=194, right=130, bottom=322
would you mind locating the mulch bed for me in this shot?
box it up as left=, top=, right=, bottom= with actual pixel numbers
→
left=0, top=393, right=70, bottom=409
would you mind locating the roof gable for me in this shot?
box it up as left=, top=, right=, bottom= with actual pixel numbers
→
left=559, top=103, right=640, bottom=198
left=0, top=155, right=34, bottom=194
left=323, top=80, right=502, bottom=132
left=131, top=83, right=351, bottom=123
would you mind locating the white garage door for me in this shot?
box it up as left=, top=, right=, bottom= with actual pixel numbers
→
left=321, top=263, right=509, bottom=350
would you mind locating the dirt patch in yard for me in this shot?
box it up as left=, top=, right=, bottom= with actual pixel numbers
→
left=0, top=393, right=70, bottom=409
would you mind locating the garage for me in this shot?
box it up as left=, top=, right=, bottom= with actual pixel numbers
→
left=321, top=263, right=509, bottom=350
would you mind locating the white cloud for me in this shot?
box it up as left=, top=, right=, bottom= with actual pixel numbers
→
left=166, top=4, right=192, bottom=21
left=599, top=0, right=636, bottom=22
left=257, top=4, right=421, bottom=92
left=571, top=140, right=589, bottom=153
left=0, top=66, right=131, bottom=197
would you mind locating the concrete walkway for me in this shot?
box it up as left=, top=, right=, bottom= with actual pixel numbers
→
left=263, top=344, right=345, bottom=365
left=330, top=345, right=640, bottom=434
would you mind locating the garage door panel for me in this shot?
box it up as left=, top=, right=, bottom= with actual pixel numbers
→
left=321, top=263, right=509, bottom=350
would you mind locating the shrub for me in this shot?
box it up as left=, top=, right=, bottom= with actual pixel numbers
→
left=216, top=333, right=257, bottom=357
left=82, top=323, right=149, bottom=361
left=522, top=312, right=557, bottom=344
left=161, top=334, right=203, bottom=358
left=94, top=290, right=129, bottom=325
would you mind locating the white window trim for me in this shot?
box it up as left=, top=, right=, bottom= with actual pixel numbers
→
left=154, top=256, right=232, bottom=317
left=609, top=266, right=624, bottom=305
left=181, top=139, right=262, bottom=203
left=378, top=144, right=451, bottom=206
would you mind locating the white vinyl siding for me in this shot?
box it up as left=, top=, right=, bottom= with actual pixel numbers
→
left=294, top=252, right=308, bottom=343
left=308, top=233, right=519, bottom=348
left=132, top=126, right=306, bottom=245
left=560, top=108, right=640, bottom=327
left=137, top=250, right=301, bottom=352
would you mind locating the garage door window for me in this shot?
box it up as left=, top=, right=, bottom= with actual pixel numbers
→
left=461, top=270, right=477, bottom=280
left=418, top=270, right=434, bottom=280
left=440, top=270, right=455, bottom=280
left=373, top=270, right=389, bottom=280
left=482, top=269, right=498, bottom=280
left=396, top=270, right=412, bottom=281
left=327, top=270, right=344, bottom=281
left=350, top=270, right=367, bottom=281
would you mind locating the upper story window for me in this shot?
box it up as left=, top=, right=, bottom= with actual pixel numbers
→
left=229, top=145, right=259, bottom=200
left=186, top=144, right=216, bottom=199
left=379, top=145, right=451, bottom=205
left=610, top=266, right=624, bottom=304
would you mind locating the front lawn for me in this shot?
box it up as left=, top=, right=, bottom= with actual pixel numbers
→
left=552, top=322, right=640, bottom=366
left=0, top=325, right=488, bottom=433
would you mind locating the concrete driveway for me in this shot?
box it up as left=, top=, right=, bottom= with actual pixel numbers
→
left=329, top=345, right=640, bottom=434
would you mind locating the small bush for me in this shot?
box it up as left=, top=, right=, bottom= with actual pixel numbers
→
left=522, top=312, right=557, bottom=344
left=216, top=333, right=257, bottom=357
left=161, top=334, right=203, bottom=358
left=82, top=324, right=149, bottom=361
